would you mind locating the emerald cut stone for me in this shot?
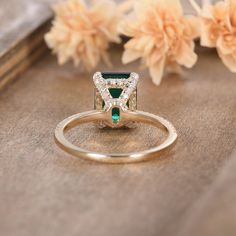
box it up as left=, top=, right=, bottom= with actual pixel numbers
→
left=112, top=107, right=120, bottom=123
left=102, top=72, right=130, bottom=99
left=102, top=72, right=130, bottom=79
left=108, top=88, right=122, bottom=98
left=94, top=72, right=138, bottom=127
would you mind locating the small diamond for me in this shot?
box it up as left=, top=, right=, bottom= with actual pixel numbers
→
left=103, top=92, right=111, bottom=99
left=111, top=80, right=116, bottom=86
left=119, top=102, right=124, bottom=107
left=131, top=72, right=139, bottom=80
left=123, top=94, right=129, bottom=99
left=93, top=72, right=101, bottom=81
left=95, top=80, right=100, bottom=86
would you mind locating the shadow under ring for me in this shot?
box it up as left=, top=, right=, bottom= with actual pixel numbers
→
left=54, top=110, right=178, bottom=164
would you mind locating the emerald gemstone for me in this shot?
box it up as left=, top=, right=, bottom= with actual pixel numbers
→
left=112, top=107, right=120, bottom=123
left=102, top=72, right=130, bottom=79
left=102, top=88, right=125, bottom=107
left=101, top=73, right=131, bottom=123
left=108, top=88, right=122, bottom=98
left=101, top=72, right=130, bottom=104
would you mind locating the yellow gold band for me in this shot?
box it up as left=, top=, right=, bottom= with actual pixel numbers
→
left=54, top=110, right=177, bottom=164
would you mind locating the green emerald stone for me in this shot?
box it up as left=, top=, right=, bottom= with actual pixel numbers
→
left=102, top=72, right=130, bottom=99
left=102, top=72, right=130, bottom=79
left=112, top=107, right=120, bottom=123
left=101, top=73, right=131, bottom=123
left=108, top=88, right=122, bottom=98
left=101, top=72, right=131, bottom=105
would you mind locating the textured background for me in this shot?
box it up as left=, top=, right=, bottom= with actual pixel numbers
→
left=0, top=45, right=236, bottom=236
left=0, top=0, right=203, bottom=56
left=1, top=0, right=236, bottom=236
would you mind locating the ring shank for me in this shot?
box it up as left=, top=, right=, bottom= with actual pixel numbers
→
left=55, top=110, right=177, bottom=163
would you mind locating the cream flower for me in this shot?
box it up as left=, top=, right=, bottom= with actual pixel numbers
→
left=199, top=0, right=236, bottom=72
left=120, top=0, right=199, bottom=85
left=45, top=0, right=121, bottom=70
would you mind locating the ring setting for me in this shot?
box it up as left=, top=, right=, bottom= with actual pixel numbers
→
left=54, top=72, right=177, bottom=163
left=94, top=72, right=138, bottom=128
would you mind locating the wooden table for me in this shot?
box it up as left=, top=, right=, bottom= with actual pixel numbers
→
left=0, top=44, right=236, bottom=236
left=1, top=0, right=236, bottom=235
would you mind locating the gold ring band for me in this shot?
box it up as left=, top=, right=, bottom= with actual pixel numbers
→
left=54, top=110, right=177, bottom=163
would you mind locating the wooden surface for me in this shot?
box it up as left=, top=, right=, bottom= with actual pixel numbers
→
left=0, top=45, right=236, bottom=236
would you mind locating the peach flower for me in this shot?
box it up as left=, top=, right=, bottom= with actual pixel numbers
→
left=198, top=0, right=236, bottom=72
left=120, top=0, right=200, bottom=85
left=45, top=0, right=121, bottom=70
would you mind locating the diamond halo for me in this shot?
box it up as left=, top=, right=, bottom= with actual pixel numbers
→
left=93, top=72, right=139, bottom=127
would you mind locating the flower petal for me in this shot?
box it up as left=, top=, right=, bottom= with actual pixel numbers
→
left=175, top=42, right=197, bottom=68
left=218, top=49, right=236, bottom=72
left=122, top=49, right=142, bottom=64
left=118, top=15, right=139, bottom=36
left=149, top=57, right=166, bottom=86
left=118, top=0, right=135, bottom=14
left=216, top=36, right=233, bottom=55
left=158, top=0, right=183, bottom=16
left=134, top=0, right=153, bottom=20
left=186, top=15, right=200, bottom=39
left=200, top=20, right=216, bottom=47
left=45, top=0, right=122, bottom=70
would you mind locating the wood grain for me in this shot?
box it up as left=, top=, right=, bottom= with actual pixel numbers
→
left=0, top=45, right=236, bottom=236
left=179, top=151, right=236, bottom=236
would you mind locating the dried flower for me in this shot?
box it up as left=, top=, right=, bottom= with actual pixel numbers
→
left=120, top=0, right=200, bottom=85
left=193, top=0, right=236, bottom=72
left=45, top=0, right=121, bottom=70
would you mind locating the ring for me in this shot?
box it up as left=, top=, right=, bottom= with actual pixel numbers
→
left=55, top=72, right=177, bottom=163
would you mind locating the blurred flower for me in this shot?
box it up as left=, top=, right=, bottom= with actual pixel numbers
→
left=45, top=0, right=121, bottom=70
left=197, top=0, right=236, bottom=72
left=120, top=0, right=200, bottom=85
